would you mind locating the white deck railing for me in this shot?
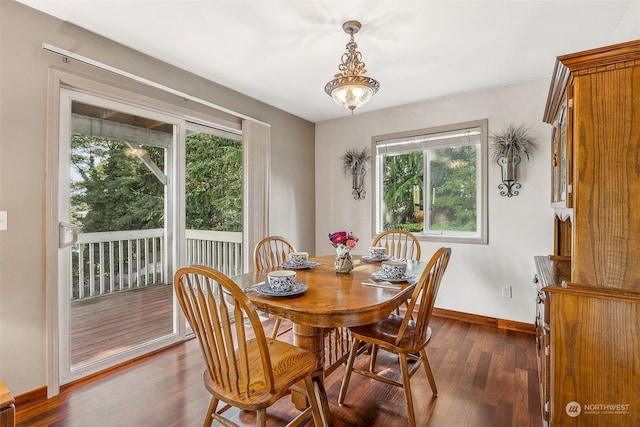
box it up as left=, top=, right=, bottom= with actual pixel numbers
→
left=71, top=229, right=243, bottom=301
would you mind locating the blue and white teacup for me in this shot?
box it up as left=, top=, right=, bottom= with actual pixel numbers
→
left=288, top=252, right=309, bottom=266
left=268, top=270, right=297, bottom=292
left=367, top=246, right=386, bottom=259
left=381, top=260, right=407, bottom=279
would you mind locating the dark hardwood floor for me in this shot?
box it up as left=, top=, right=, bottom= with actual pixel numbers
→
left=16, top=316, right=541, bottom=426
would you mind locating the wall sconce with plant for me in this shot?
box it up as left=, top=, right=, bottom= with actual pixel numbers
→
left=490, top=124, right=538, bottom=197
left=341, top=147, right=370, bottom=200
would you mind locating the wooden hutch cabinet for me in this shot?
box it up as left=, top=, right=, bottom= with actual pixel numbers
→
left=535, top=39, right=640, bottom=427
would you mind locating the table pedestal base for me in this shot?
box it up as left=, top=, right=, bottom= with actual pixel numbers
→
left=293, top=323, right=326, bottom=371
left=290, top=323, right=325, bottom=411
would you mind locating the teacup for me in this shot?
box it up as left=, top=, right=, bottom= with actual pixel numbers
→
left=381, top=260, right=407, bottom=279
left=267, top=270, right=297, bottom=292
left=367, top=246, right=386, bottom=259
left=288, top=252, right=309, bottom=266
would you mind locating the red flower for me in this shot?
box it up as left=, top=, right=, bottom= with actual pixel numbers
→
left=329, top=230, right=359, bottom=248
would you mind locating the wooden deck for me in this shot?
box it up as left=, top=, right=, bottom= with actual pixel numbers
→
left=70, top=284, right=174, bottom=367
left=69, top=284, right=296, bottom=368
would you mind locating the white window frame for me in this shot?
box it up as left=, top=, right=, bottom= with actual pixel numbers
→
left=372, top=119, right=488, bottom=244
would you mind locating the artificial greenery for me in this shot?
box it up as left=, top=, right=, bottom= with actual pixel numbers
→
left=490, top=124, right=538, bottom=162
left=341, top=147, right=370, bottom=175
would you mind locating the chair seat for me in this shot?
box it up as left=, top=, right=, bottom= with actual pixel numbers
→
left=204, top=338, right=318, bottom=411
left=349, top=314, right=432, bottom=355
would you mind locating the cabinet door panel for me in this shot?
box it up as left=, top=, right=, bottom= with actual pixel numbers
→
left=549, top=291, right=640, bottom=426
left=572, top=67, right=640, bottom=290
left=551, top=89, right=573, bottom=210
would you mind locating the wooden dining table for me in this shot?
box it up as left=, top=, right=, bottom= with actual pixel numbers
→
left=232, top=254, right=426, bottom=417
left=231, top=255, right=426, bottom=374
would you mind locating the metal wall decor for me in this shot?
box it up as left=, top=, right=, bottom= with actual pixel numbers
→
left=490, top=124, right=538, bottom=198
left=497, top=154, right=522, bottom=197
left=351, top=168, right=366, bottom=200
left=341, top=147, right=370, bottom=200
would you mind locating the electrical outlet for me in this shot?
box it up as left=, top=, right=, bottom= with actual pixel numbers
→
left=502, top=284, right=512, bottom=298
left=0, top=211, right=6, bottom=231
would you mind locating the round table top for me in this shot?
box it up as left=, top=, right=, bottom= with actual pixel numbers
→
left=232, top=255, right=425, bottom=329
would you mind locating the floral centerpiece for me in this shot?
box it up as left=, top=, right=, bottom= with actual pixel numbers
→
left=329, top=230, right=359, bottom=273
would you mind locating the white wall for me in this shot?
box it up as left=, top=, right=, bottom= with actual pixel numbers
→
left=315, top=78, right=554, bottom=323
left=611, top=1, right=640, bottom=44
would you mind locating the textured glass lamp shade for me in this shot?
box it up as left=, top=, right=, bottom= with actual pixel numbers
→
left=325, top=20, right=380, bottom=112
left=325, top=76, right=379, bottom=111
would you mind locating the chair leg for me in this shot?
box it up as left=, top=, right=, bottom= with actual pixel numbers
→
left=256, top=408, right=267, bottom=427
left=203, top=397, right=217, bottom=427
left=304, top=374, right=333, bottom=427
left=420, top=349, right=438, bottom=395
left=369, top=344, right=379, bottom=372
left=271, top=317, right=282, bottom=339
left=338, top=337, right=360, bottom=405
left=398, top=353, right=417, bottom=427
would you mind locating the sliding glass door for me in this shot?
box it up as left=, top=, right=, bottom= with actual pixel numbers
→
left=57, top=89, right=181, bottom=383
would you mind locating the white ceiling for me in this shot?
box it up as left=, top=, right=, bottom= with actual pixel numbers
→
left=17, top=0, right=636, bottom=123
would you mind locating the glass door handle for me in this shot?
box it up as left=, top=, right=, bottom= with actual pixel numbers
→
left=59, top=222, right=79, bottom=249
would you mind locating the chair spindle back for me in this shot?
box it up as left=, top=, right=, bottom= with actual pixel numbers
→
left=372, top=230, right=421, bottom=261
left=253, top=236, right=297, bottom=271
left=396, top=247, right=451, bottom=346
left=174, top=265, right=275, bottom=397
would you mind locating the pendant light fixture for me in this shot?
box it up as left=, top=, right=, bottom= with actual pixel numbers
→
left=324, top=20, right=380, bottom=112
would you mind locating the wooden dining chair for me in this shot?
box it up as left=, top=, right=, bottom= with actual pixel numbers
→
left=253, top=236, right=354, bottom=374
left=174, top=265, right=331, bottom=427
left=253, top=236, right=296, bottom=339
left=253, top=235, right=297, bottom=271
left=373, top=229, right=421, bottom=315
left=372, top=229, right=421, bottom=261
left=338, top=247, right=451, bottom=427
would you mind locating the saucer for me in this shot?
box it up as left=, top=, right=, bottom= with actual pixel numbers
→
left=281, top=261, right=320, bottom=269
left=371, top=270, right=416, bottom=283
left=362, top=254, right=392, bottom=262
left=255, top=282, right=308, bottom=297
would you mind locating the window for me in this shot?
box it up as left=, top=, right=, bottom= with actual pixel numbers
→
left=373, top=120, right=488, bottom=244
